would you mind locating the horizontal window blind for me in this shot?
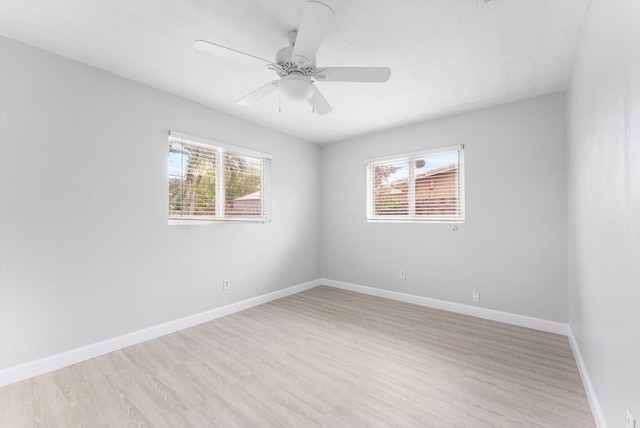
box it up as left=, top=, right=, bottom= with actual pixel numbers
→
left=168, top=132, right=271, bottom=223
left=366, top=145, right=464, bottom=223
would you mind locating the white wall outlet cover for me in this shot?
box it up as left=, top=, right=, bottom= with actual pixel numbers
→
left=472, top=292, right=480, bottom=303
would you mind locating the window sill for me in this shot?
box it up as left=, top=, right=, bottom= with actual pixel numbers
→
left=169, top=218, right=270, bottom=225
left=367, top=219, right=464, bottom=224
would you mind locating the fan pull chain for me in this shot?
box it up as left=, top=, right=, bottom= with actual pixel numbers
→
left=278, top=94, right=281, bottom=113
left=312, top=90, right=316, bottom=113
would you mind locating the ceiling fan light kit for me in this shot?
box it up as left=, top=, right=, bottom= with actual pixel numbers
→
left=279, top=73, right=314, bottom=102
left=193, top=0, right=391, bottom=115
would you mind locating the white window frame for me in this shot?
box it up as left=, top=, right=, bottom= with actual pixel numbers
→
left=366, top=144, right=465, bottom=223
left=168, top=131, right=271, bottom=224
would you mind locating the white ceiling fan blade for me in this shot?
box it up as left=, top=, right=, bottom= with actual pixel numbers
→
left=307, top=87, right=333, bottom=115
left=194, top=40, right=272, bottom=66
left=291, top=1, right=334, bottom=66
left=237, top=81, right=279, bottom=106
left=314, top=67, right=391, bottom=83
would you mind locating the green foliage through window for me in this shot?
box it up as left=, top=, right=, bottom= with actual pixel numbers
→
left=168, top=134, right=271, bottom=223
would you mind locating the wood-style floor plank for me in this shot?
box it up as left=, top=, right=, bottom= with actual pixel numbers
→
left=0, top=286, right=595, bottom=427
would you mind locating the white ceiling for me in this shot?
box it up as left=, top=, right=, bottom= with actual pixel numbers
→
left=0, top=0, right=588, bottom=144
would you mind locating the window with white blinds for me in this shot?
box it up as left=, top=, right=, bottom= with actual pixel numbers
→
left=366, top=145, right=465, bottom=223
left=168, top=132, right=271, bottom=223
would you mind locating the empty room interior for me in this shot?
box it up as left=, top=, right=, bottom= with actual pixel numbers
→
left=0, top=0, right=638, bottom=427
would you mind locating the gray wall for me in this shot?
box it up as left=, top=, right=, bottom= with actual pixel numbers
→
left=567, top=1, right=640, bottom=426
left=0, top=37, right=321, bottom=369
left=320, top=93, right=568, bottom=322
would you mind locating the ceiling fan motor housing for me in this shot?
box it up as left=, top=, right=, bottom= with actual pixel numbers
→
left=275, top=46, right=315, bottom=76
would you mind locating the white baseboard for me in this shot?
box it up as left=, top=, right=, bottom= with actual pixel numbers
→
left=320, top=278, right=570, bottom=336
left=0, top=279, right=321, bottom=387
left=568, top=327, right=608, bottom=428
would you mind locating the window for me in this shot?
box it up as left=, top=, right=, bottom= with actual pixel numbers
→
left=366, top=145, right=464, bottom=223
left=168, top=132, right=271, bottom=223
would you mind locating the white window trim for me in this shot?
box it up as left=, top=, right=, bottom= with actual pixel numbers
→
left=168, top=131, right=271, bottom=225
left=366, top=144, right=465, bottom=224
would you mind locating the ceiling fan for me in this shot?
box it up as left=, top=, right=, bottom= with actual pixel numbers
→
left=193, top=0, right=391, bottom=115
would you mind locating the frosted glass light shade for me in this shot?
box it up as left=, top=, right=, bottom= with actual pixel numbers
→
left=279, top=73, right=314, bottom=102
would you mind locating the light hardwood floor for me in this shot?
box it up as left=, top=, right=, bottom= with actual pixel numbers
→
left=1, top=286, right=595, bottom=427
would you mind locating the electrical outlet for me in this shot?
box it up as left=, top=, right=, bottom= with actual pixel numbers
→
left=472, top=292, right=480, bottom=303
left=627, top=409, right=636, bottom=428
left=400, top=269, right=406, bottom=279
left=222, top=279, right=230, bottom=290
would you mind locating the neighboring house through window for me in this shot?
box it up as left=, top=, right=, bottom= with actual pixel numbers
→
left=366, top=145, right=465, bottom=223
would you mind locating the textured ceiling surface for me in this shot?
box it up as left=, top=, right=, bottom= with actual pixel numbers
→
left=0, top=0, right=588, bottom=144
